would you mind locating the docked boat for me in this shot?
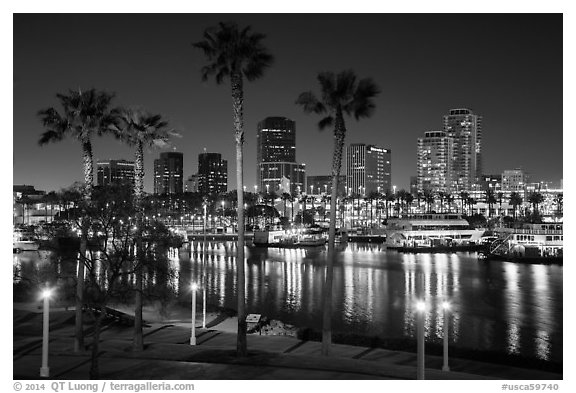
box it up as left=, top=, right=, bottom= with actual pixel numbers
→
left=480, top=222, right=563, bottom=264
left=13, top=227, right=40, bottom=252
left=253, top=229, right=326, bottom=248
left=385, top=213, right=484, bottom=251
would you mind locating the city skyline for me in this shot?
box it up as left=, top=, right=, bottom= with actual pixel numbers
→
left=14, top=14, right=562, bottom=193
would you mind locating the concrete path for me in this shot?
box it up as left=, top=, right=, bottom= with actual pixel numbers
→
left=13, top=307, right=562, bottom=380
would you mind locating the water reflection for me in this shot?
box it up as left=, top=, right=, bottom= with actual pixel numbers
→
left=14, top=242, right=562, bottom=362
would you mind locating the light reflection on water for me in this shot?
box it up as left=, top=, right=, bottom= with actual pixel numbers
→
left=14, top=241, right=562, bottom=362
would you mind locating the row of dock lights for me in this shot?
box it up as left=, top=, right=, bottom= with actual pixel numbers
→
left=415, top=299, right=451, bottom=380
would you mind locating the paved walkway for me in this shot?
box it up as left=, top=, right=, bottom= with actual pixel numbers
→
left=13, top=307, right=562, bottom=380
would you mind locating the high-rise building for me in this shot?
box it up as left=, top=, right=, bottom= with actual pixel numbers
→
left=346, top=143, right=391, bottom=196
left=257, top=117, right=296, bottom=164
left=259, top=162, right=306, bottom=195
left=306, top=175, right=346, bottom=196
left=416, top=131, right=453, bottom=194
left=184, top=174, right=199, bottom=193
left=197, top=152, right=228, bottom=195
left=153, top=152, right=183, bottom=195
left=443, top=108, right=482, bottom=191
left=256, top=116, right=306, bottom=194
left=96, top=159, right=135, bottom=187
left=502, top=169, right=528, bottom=194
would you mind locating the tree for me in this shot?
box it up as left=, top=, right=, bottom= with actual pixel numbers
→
left=194, top=22, right=273, bottom=356
left=459, top=191, right=469, bottom=215
left=485, top=189, right=497, bottom=218
left=296, top=70, right=379, bottom=356
left=508, top=192, right=522, bottom=220
left=281, top=192, right=291, bottom=219
left=76, top=186, right=176, bottom=378
left=528, top=191, right=544, bottom=219
left=111, top=107, right=177, bottom=351
left=38, top=88, right=117, bottom=352
left=423, top=190, right=435, bottom=213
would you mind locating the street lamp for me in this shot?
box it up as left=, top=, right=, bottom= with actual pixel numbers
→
left=190, top=283, right=198, bottom=345
left=220, top=200, right=225, bottom=227
left=310, top=185, right=314, bottom=195
left=324, top=184, right=328, bottom=194
left=202, top=204, right=207, bottom=328
left=416, top=300, right=426, bottom=380
left=40, top=288, right=51, bottom=377
left=442, top=301, right=451, bottom=372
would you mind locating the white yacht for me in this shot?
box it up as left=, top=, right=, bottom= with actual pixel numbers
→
left=385, top=213, right=484, bottom=249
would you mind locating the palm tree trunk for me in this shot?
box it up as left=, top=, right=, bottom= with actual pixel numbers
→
left=75, top=139, right=93, bottom=352
left=231, top=71, right=247, bottom=357
left=133, top=142, right=144, bottom=351
left=322, top=106, right=346, bottom=356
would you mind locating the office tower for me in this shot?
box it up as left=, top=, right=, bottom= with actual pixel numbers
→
left=502, top=169, right=528, bottom=193
left=257, top=116, right=296, bottom=164
left=197, top=152, right=228, bottom=195
left=346, top=143, right=391, bottom=196
left=96, top=159, right=135, bottom=187
left=256, top=116, right=306, bottom=194
left=306, top=175, right=346, bottom=196
left=416, top=131, right=453, bottom=194
left=185, top=174, right=199, bottom=193
left=443, top=108, right=483, bottom=191
left=480, top=174, right=502, bottom=192
left=153, top=152, right=183, bottom=195
left=259, top=162, right=306, bottom=195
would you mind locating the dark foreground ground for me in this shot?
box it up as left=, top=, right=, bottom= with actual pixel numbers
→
left=13, top=305, right=562, bottom=380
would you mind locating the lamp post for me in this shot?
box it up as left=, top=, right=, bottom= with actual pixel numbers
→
left=324, top=184, right=327, bottom=194
left=442, top=301, right=451, bottom=372
left=220, top=200, right=225, bottom=227
left=310, top=185, right=314, bottom=195
left=416, top=300, right=426, bottom=380
left=202, top=204, right=207, bottom=329
left=40, top=288, right=51, bottom=377
left=190, top=283, right=198, bottom=345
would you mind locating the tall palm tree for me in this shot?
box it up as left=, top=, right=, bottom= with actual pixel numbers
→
left=296, top=70, right=379, bottom=356
left=111, top=107, right=176, bottom=351
left=509, top=192, right=523, bottom=221
left=38, top=88, right=117, bottom=352
left=423, top=190, right=435, bottom=213
left=194, top=22, right=273, bottom=357
left=528, top=191, right=544, bottom=218
left=459, top=191, right=469, bottom=215
left=281, top=192, right=291, bottom=219
left=485, top=189, right=497, bottom=218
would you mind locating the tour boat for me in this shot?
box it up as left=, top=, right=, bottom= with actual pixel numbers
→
left=385, top=213, right=484, bottom=250
left=480, top=222, right=563, bottom=264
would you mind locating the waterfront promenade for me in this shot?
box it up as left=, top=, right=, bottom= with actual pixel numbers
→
left=13, top=304, right=561, bottom=380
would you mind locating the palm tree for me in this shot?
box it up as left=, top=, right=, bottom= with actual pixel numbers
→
left=445, top=193, right=454, bottom=213
left=296, top=70, right=379, bottom=356
left=528, top=191, right=544, bottom=218
left=281, top=192, right=291, bottom=219
left=111, top=107, right=176, bottom=351
left=405, top=193, right=414, bottom=215
left=38, top=88, right=117, bottom=352
left=459, top=191, right=469, bottom=215
left=194, top=22, right=273, bottom=357
left=509, top=192, right=523, bottom=221
left=423, top=190, right=435, bottom=213
left=485, top=189, right=497, bottom=218
left=497, top=192, right=504, bottom=216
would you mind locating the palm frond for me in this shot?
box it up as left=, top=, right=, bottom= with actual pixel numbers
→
left=295, top=91, right=326, bottom=115
left=38, top=129, right=65, bottom=146
left=317, top=116, right=334, bottom=131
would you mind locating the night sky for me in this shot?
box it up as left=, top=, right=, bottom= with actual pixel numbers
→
left=13, top=14, right=563, bottom=193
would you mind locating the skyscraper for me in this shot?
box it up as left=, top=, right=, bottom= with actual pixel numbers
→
left=96, top=159, right=135, bottom=187
left=257, top=117, right=296, bottom=164
left=443, top=108, right=482, bottom=191
left=256, top=116, right=306, bottom=194
left=416, top=131, right=453, bottom=194
left=346, top=143, right=391, bottom=196
left=153, top=152, right=183, bottom=195
left=197, top=152, right=228, bottom=195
